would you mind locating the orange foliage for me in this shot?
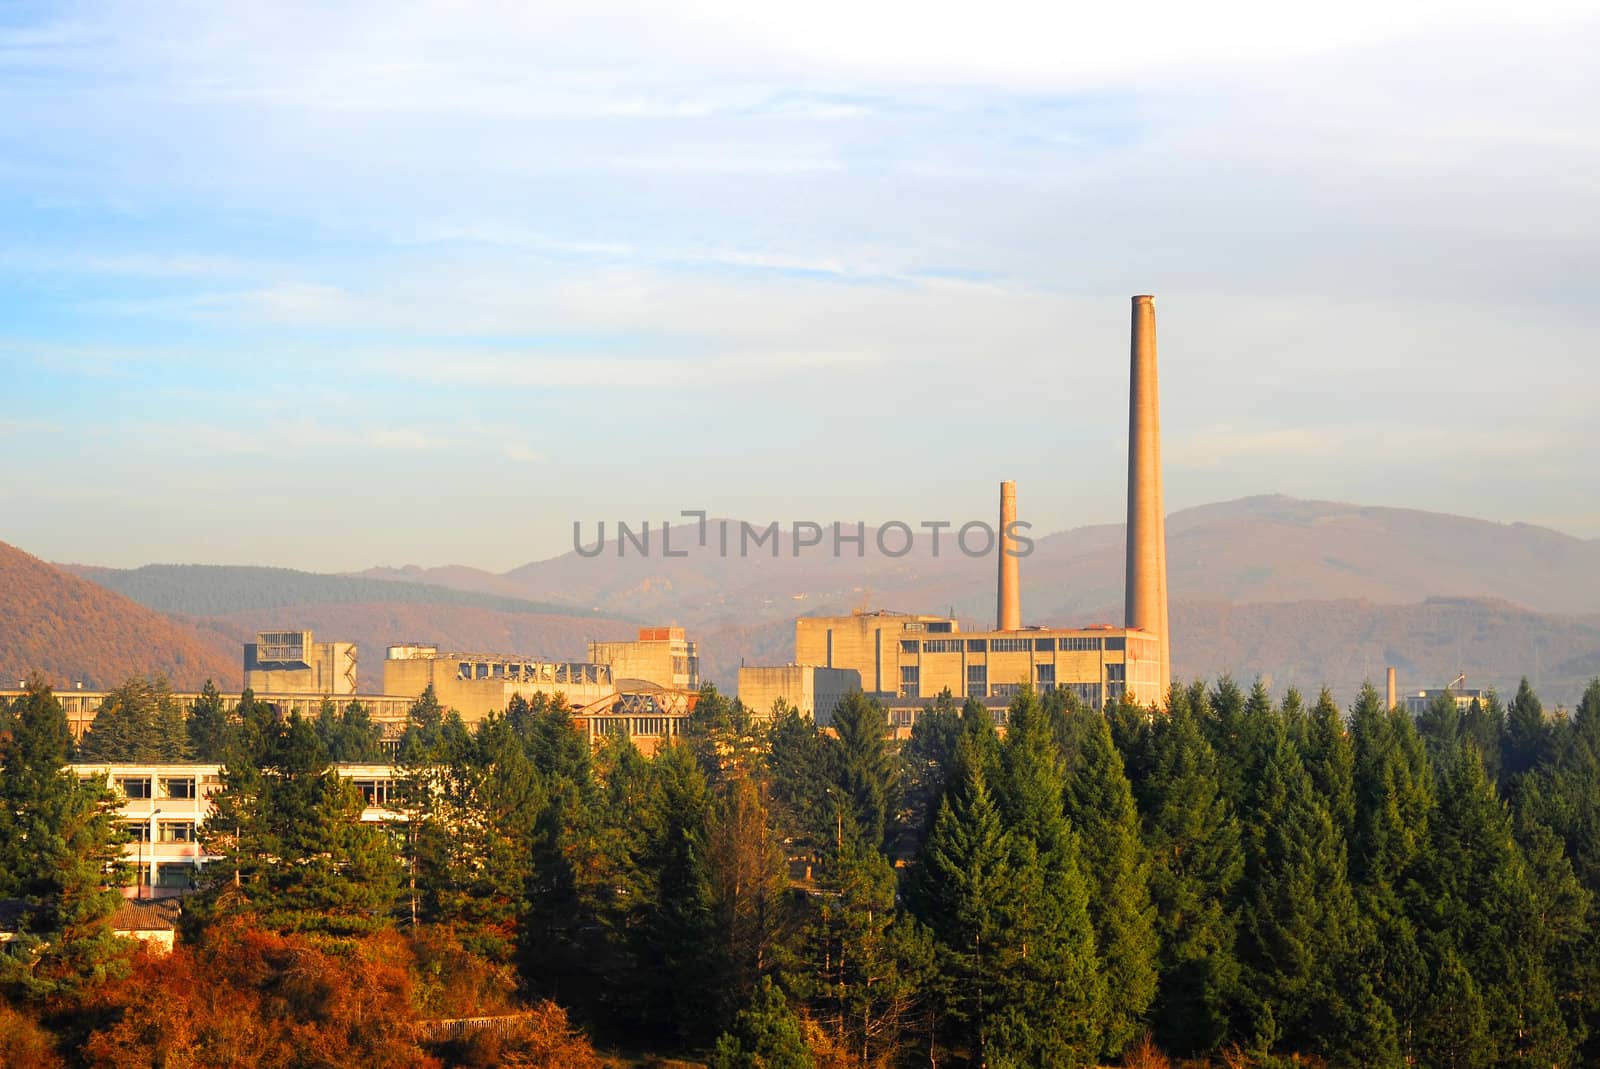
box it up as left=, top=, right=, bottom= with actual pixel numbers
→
left=0, top=541, right=237, bottom=690
left=1122, top=1032, right=1173, bottom=1069
left=77, top=920, right=606, bottom=1069
left=83, top=920, right=435, bottom=1069
left=432, top=1002, right=604, bottom=1069
left=0, top=1002, right=65, bottom=1069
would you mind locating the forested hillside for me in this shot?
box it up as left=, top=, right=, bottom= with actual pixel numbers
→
left=66, top=563, right=599, bottom=618
left=0, top=541, right=238, bottom=689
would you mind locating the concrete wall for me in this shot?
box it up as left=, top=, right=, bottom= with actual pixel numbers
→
left=588, top=627, right=699, bottom=690
left=382, top=652, right=616, bottom=722
left=795, top=612, right=955, bottom=695
left=738, top=664, right=861, bottom=726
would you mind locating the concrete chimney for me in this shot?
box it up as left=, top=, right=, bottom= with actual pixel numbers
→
left=997, top=480, right=1021, bottom=631
left=1125, top=295, right=1172, bottom=700
left=1386, top=666, right=1398, bottom=711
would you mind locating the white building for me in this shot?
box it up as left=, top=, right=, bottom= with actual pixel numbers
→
left=70, top=762, right=402, bottom=898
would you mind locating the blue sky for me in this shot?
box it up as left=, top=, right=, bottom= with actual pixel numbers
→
left=2, top=0, right=1597, bottom=571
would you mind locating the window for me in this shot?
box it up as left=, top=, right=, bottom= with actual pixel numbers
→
left=900, top=640, right=919, bottom=654
left=966, top=639, right=988, bottom=653
left=902, top=622, right=927, bottom=633
left=1036, top=664, right=1056, bottom=686
left=991, top=682, right=1021, bottom=698
left=353, top=779, right=394, bottom=806
left=991, top=638, right=1031, bottom=652
left=899, top=666, right=920, bottom=699
left=1061, top=637, right=1103, bottom=652
left=1104, top=637, right=1126, bottom=651
left=966, top=664, right=987, bottom=692
left=1106, top=663, right=1126, bottom=682
left=156, top=863, right=195, bottom=889
left=161, top=777, right=196, bottom=799
left=1033, top=638, right=1055, bottom=652
left=922, top=639, right=963, bottom=654
left=1067, top=682, right=1103, bottom=708
left=158, top=820, right=196, bottom=843
left=893, top=708, right=915, bottom=727
left=116, top=777, right=152, bottom=800
left=124, top=821, right=152, bottom=843
left=927, top=621, right=953, bottom=633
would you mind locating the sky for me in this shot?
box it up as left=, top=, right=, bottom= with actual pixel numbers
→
left=1, top=0, right=1597, bottom=572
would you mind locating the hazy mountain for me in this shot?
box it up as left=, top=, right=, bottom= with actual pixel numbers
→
left=64, top=563, right=596, bottom=619
left=0, top=540, right=239, bottom=690
left=52, top=496, right=1600, bottom=706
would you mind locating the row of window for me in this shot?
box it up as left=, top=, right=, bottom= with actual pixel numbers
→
left=898, top=664, right=1120, bottom=704
left=108, top=775, right=213, bottom=800
left=124, top=819, right=197, bottom=843
left=902, top=636, right=1130, bottom=655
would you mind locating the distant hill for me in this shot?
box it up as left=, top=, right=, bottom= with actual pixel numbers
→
left=64, top=563, right=600, bottom=619
left=0, top=540, right=240, bottom=690
left=56, top=496, right=1600, bottom=706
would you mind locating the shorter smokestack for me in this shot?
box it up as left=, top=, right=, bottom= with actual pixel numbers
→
left=1386, top=667, right=1398, bottom=711
left=997, top=480, right=1021, bottom=631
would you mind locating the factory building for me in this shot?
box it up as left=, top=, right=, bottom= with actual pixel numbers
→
left=737, top=665, right=861, bottom=727
left=742, top=294, right=1176, bottom=724
left=243, top=630, right=358, bottom=695
left=588, top=627, right=700, bottom=691
left=796, top=612, right=1161, bottom=711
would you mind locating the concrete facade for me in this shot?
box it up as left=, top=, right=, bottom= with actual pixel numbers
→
left=737, top=664, right=862, bottom=727
left=588, top=627, right=700, bottom=690
left=1126, top=296, right=1172, bottom=699
left=794, top=611, right=957, bottom=695
left=382, top=645, right=615, bottom=722
left=243, top=630, right=358, bottom=695
left=796, top=612, right=1162, bottom=709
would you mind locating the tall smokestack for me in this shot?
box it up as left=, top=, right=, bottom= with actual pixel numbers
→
left=997, top=480, right=1021, bottom=631
left=1386, top=667, right=1398, bottom=711
left=1125, top=295, right=1172, bottom=699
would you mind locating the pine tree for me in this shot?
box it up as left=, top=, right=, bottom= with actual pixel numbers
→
left=908, top=732, right=1022, bottom=1067
left=830, top=690, right=896, bottom=853
left=633, top=741, right=720, bottom=1045
left=1237, top=728, right=1397, bottom=1062
left=1423, top=743, right=1575, bottom=1065
left=1138, top=699, right=1243, bottom=1056
left=0, top=679, right=131, bottom=1001
left=766, top=703, right=839, bottom=851
left=1302, top=687, right=1356, bottom=844
left=989, top=687, right=1103, bottom=1065
left=795, top=837, right=932, bottom=1066
left=710, top=976, right=814, bottom=1069
left=707, top=772, right=791, bottom=1027
left=1349, top=685, right=1435, bottom=1060
left=185, top=679, right=234, bottom=762
left=78, top=676, right=189, bottom=762
left=899, top=689, right=962, bottom=846
left=1502, top=677, right=1548, bottom=782
left=197, top=712, right=400, bottom=937
left=1062, top=703, right=1159, bottom=1059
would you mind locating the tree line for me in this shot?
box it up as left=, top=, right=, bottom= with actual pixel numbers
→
left=3, top=672, right=1600, bottom=1067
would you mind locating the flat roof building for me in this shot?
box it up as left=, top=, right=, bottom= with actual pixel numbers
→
left=588, top=627, right=699, bottom=691
left=795, top=612, right=1162, bottom=711
left=737, top=664, right=861, bottom=727
left=244, top=630, right=357, bottom=696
